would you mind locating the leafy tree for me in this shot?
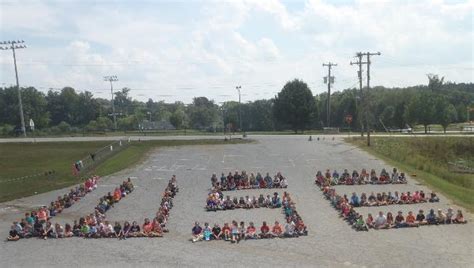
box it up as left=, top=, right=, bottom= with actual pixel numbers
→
left=405, top=92, right=438, bottom=133
left=85, top=120, right=98, bottom=131
left=380, top=106, right=395, bottom=126
left=273, top=79, right=316, bottom=133
left=75, top=91, right=100, bottom=125
left=57, top=121, right=71, bottom=132
left=427, top=74, right=444, bottom=92
left=188, top=97, right=218, bottom=129
left=96, top=116, right=113, bottom=130
left=436, top=98, right=457, bottom=133
left=247, top=99, right=275, bottom=131
left=114, top=88, right=133, bottom=116
left=221, top=101, right=240, bottom=131
left=46, top=87, right=80, bottom=125
left=170, top=108, right=186, bottom=129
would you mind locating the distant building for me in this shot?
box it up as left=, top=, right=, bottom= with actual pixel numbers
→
left=462, top=125, right=474, bottom=132
left=140, top=120, right=175, bottom=130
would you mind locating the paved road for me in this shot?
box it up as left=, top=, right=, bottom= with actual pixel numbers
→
left=0, top=133, right=472, bottom=143
left=0, top=136, right=472, bottom=267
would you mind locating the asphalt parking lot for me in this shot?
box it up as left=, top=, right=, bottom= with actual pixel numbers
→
left=0, top=135, right=472, bottom=267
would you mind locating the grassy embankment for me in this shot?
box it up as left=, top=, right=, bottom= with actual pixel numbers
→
left=348, top=137, right=474, bottom=211
left=0, top=139, right=251, bottom=202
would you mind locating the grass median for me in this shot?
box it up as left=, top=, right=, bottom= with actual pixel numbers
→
left=347, top=136, right=474, bottom=211
left=0, top=138, right=251, bottom=202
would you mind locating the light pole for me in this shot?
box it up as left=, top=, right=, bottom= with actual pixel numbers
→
left=104, top=75, right=118, bottom=130
left=1, top=40, right=27, bottom=137
left=236, top=85, right=242, bottom=133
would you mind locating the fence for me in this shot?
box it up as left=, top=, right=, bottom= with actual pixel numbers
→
left=74, top=138, right=130, bottom=177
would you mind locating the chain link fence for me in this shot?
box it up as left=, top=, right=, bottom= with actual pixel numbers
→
left=73, top=138, right=130, bottom=177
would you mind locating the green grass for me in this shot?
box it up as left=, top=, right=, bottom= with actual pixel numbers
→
left=0, top=141, right=111, bottom=202
left=0, top=139, right=251, bottom=202
left=347, top=136, right=474, bottom=211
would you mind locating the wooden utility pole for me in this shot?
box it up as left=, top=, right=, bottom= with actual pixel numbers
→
left=323, top=62, right=337, bottom=127
left=350, top=53, right=365, bottom=137
left=352, top=52, right=381, bottom=146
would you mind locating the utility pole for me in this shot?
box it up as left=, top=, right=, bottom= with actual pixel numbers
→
left=1, top=40, right=27, bottom=137
left=323, top=62, right=336, bottom=127
left=236, top=85, right=242, bottom=133
left=353, top=52, right=381, bottom=146
left=350, top=53, right=365, bottom=137
left=104, top=75, right=118, bottom=130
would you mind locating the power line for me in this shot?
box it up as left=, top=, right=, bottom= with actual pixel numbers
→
left=0, top=40, right=27, bottom=137
left=323, top=62, right=337, bottom=127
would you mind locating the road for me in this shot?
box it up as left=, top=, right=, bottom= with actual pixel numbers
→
left=0, top=136, right=472, bottom=267
left=0, top=133, right=472, bottom=143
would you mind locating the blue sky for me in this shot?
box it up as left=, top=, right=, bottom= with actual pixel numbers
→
left=0, top=0, right=472, bottom=103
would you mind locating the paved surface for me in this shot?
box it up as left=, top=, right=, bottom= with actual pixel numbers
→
left=0, top=133, right=472, bottom=143
left=0, top=136, right=472, bottom=267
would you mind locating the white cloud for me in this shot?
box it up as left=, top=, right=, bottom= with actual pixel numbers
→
left=0, top=0, right=472, bottom=103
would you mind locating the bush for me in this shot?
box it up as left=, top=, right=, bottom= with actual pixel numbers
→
left=0, top=124, right=14, bottom=136
left=57, top=121, right=71, bottom=132
left=85, top=120, right=98, bottom=131
left=50, top=126, right=61, bottom=135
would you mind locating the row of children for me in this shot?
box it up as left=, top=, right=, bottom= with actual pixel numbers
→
left=5, top=175, right=100, bottom=241
left=360, top=208, right=468, bottom=230
left=347, top=190, right=439, bottom=207
left=71, top=175, right=178, bottom=239
left=319, top=184, right=466, bottom=231
left=315, top=168, right=407, bottom=187
left=95, top=178, right=134, bottom=214
left=205, top=192, right=284, bottom=211
left=7, top=178, right=133, bottom=241
left=211, top=171, right=288, bottom=191
left=194, top=192, right=308, bottom=242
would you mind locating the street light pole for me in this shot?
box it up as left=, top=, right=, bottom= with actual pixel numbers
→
left=104, top=75, right=118, bottom=130
left=1, top=40, right=27, bottom=137
left=236, top=85, right=242, bottom=133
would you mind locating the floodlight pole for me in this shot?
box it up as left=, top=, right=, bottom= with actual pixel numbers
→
left=236, top=86, right=242, bottom=133
left=1, top=40, right=27, bottom=136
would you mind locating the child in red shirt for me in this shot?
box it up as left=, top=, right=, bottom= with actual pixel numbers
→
left=260, top=221, right=271, bottom=238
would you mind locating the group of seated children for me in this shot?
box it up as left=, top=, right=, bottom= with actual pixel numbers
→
left=7, top=177, right=137, bottom=241
left=361, top=208, right=467, bottom=230
left=346, top=190, right=440, bottom=207
left=5, top=175, right=100, bottom=241
left=51, top=175, right=100, bottom=217
left=211, top=171, right=288, bottom=191
left=315, top=168, right=407, bottom=186
left=95, top=178, right=134, bottom=214
left=206, top=191, right=283, bottom=211
left=8, top=176, right=179, bottom=241
left=321, top=186, right=466, bottom=231
left=195, top=192, right=308, bottom=242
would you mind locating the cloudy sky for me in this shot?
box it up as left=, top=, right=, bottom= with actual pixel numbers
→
left=1, top=0, right=472, bottom=103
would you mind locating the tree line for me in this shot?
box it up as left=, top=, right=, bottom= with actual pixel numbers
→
left=0, top=75, right=472, bottom=136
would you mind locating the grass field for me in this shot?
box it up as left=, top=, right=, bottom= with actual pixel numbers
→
left=348, top=136, right=474, bottom=210
left=0, top=139, right=251, bottom=202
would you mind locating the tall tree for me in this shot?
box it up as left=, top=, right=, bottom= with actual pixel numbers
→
left=427, top=74, right=444, bottom=92
left=405, top=92, right=438, bottom=133
left=273, top=79, right=316, bottom=133
left=114, top=88, right=133, bottom=116
left=188, top=97, right=218, bottom=129
left=436, top=98, right=458, bottom=133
